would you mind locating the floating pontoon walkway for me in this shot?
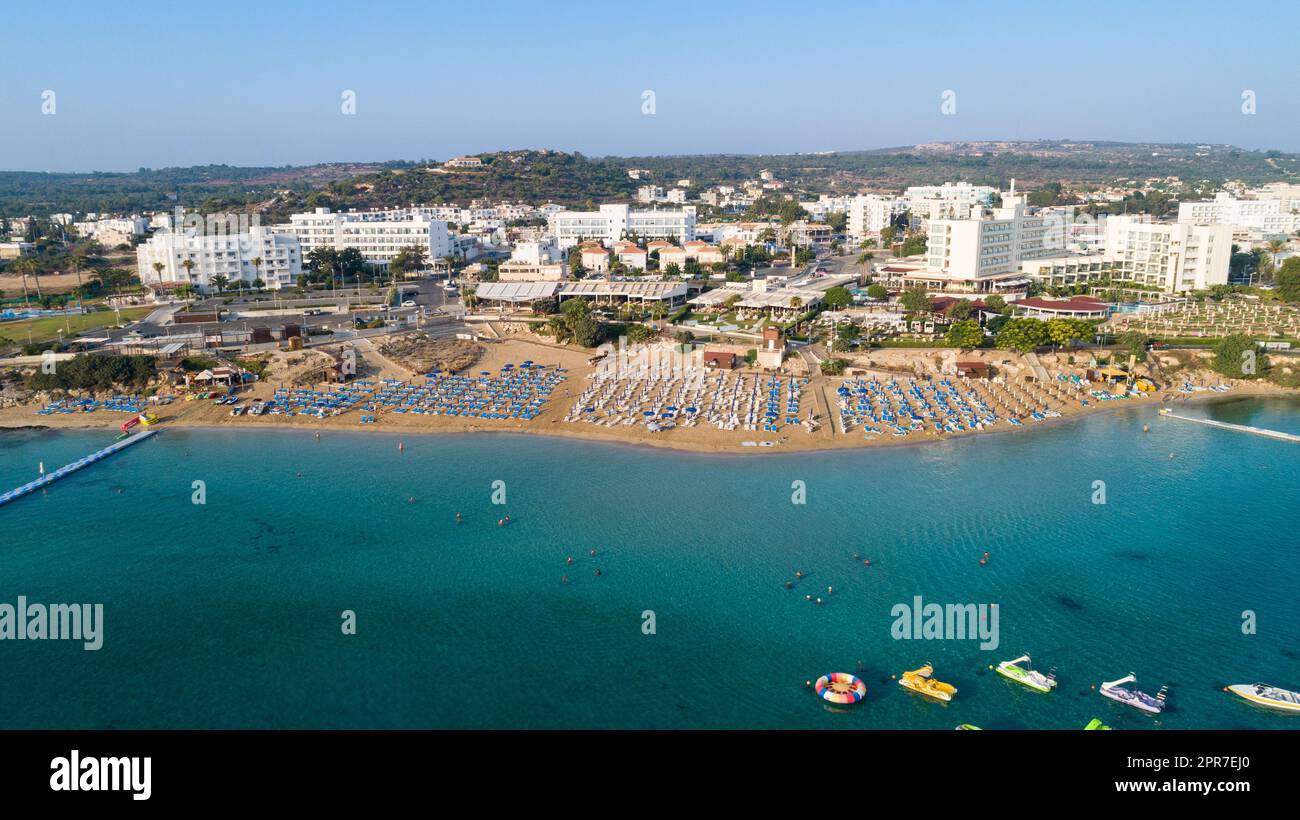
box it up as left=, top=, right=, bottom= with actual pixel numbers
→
left=0, top=429, right=157, bottom=508
left=1159, top=409, right=1300, bottom=443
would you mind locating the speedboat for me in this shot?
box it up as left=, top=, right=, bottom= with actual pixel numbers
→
left=1227, top=683, right=1300, bottom=713
left=996, top=654, right=1057, bottom=693
left=1099, top=674, right=1166, bottom=714
left=899, top=664, right=957, bottom=702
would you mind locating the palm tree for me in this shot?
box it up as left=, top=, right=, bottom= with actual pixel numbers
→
left=180, top=258, right=196, bottom=290
left=14, top=259, right=33, bottom=307
left=16, top=257, right=42, bottom=301
left=250, top=256, right=263, bottom=289
left=66, top=254, right=87, bottom=311
left=1266, top=239, right=1286, bottom=278
left=211, top=274, right=230, bottom=295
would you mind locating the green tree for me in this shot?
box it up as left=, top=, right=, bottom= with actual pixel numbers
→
left=1045, top=318, right=1095, bottom=348
left=866, top=283, right=888, bottom=300
left=946, top=319, right=983, bottom=350
left=899, top=285, right=933, bottom=313
left=1274, top=257, right=1300, bottom=302
left=947, top=299, right=975, bottom=321
left=995, top=317, right=1050, bottom=352
left=1213, top=333, right=1266, bottom=379
left=823, top=286, right=851, bottom=311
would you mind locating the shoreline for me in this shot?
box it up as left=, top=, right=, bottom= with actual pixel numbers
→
left=2, top=386, right=1293, bottom=456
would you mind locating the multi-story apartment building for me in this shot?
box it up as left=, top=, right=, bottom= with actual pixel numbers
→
left=549, top=204, right=696, bottom=249
left=1021, top=218, right=1232, bottom=294
left=1177, top=192, right=1300, bottom=238
left=137, top=226, right=302, bottom=292
left=903, top=182, right=997, bottom=224
left=913, top=189, right=1065, bottom=293
left=281, top=208, right=451, bottom=267
left=846, top=194, right=905, bottom=240
left=74, top=216, right=150, bottom=247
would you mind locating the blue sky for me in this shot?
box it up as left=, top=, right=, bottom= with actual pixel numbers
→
left=1, top=0, right=1296, bottom=171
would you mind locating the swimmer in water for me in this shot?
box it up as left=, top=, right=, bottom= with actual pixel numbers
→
left=589, top=548, right=597, bottom=557
left=455, top=512, right=462, bottom=523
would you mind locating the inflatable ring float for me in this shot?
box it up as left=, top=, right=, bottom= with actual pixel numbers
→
left=815, top=672, right=867, bottom=705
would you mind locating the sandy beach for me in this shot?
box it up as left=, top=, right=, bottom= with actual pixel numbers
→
left=1, top=334, right=1294, bottom=454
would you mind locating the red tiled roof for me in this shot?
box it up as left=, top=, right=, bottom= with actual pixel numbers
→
left=1015, top=296, right=1109, bottom=312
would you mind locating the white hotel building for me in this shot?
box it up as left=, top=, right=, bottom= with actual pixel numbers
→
left=904, top=182, right=997, bottom=223
left=1177, top=192, right=1300, bottom=239
left=549, top=204, right=696, bottom=249
left=137, top=226, right=302, bottom=292
left=280, top=208, right=452, bottom=267
left=846, top=194, right=905, bottom=241
left=1020, top=218, right=1232, bottom=294
left=907, top=189, right=1065, bottom=293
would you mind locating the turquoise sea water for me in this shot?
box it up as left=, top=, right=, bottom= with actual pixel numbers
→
left=1, top=397, right=1298, bottom=729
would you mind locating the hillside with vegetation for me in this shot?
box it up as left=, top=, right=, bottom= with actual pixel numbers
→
left=2, top=141, right=1298, bottom=219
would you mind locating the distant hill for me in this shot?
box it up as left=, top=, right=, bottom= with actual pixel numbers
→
left=0, top=162, right=408, bottom=220
left=2, top=141, right=1298, bottom=219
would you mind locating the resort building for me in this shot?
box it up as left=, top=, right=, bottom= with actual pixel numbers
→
left=498, top=240, right=566, bottom=281
left=578, top=246, right=609, bottom=273
left=0, top=241, right=34, bottom=260
left=73, top=216, right=150, bottom=247
left=1177, top=192, right=1300, bottom=238
left=444, top=155, right=484, bottom=168
left=471, top=281, right=561, bottom=309
left=733, top=286, right=823, bottom=321
left=549, top=204, right=697, bottom=249
left=904, top=182, right=997, bottom=223
left=1011, top=295, right=1111, bottom=320
left=1101, top=217, right=1232, bottom=293
left=1018, top=219, right=1232, bottom=294
left=846, top=194, right=904, bottom=240
left=614, top=242, right=649, bottom=270
left=557, top=280, right=689, bottom=308
left=280, top=207, right=451, bottom=268
left=136, top=226, right=302, bottom=292
left=915, top=186, right=1064, bottom=294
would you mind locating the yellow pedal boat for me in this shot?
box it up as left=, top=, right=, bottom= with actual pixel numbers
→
left=899, top=664, right=957, bottom=702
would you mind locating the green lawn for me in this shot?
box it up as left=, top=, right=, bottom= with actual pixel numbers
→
left=0, top=307, right=154, bottom=346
